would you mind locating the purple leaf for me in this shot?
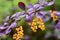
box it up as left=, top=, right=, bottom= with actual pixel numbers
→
left=55, top=22, right=60, bottom=30
left=36, top=0, right=42, bottom=4
left=28, top=3, right=33, bottom=8
left=4, top=16, right=10, bottom=22
left=43, top=16, right=50, bottom=22
left=5, top=28, right=11, bottom=34
left=0, top=33, right=4, bottom=36
left=0, top=25, right=7, bottom=30
left=4, top=23, right=8, bottom=26
left=36, top=12, right=43, bottom=18
left=34, top=4, right=40, bottom=10
left=42, top=2, right=48, bottom=6
left=39, top=11, right=47, bottom=16
left=27, top=8, right=34, bottom=14
left=48, top=1, right=54, bottom=6
left=9, top=22, right=17, bottom=29
left=56, top=12, right=60, bottom=16
left=18, top=2, right=26, bottom=10
left=11, top=12, right=21, bottom=18
left=25, top=14, right=34, bottom=22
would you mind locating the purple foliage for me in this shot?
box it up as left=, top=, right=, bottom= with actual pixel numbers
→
left=18, top=2, right=26, bottom=10
left=55, top=22, right=60, bottom=30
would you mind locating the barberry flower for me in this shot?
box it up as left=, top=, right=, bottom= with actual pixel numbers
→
left=28, top=18, right=45, bottom=32
left=50, top=10, right=58, bottom=21
left=13, top=26, right=24, bottom=40
left=28, top=18, right=38, bottom=32
left=38, top=18, right=45, bottom=31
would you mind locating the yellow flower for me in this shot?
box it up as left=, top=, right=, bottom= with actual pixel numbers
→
left=38, top=25, right=45, bottom=31
left=13, top=26, right=24, bottom=40
left=16, top=26, right=23, bottom=32
left=31, top=22, right=36, bottom=26
left=16, top=28, right=20, bottom=31
left=31, top=26, right=38, bottom=32
left=28, top=18, right=45, bottom=32
left=50, top=10, right=58, bottom=21
left=13, top=33, right=17, bottom=39
left=53, top=16, right=58, bottom=21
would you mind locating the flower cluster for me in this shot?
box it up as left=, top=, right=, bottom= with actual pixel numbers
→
left=13, top=26, right=24, bottom=40
left=28, top=18, right=45, bottom=32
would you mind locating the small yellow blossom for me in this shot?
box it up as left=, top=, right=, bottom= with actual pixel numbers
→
left=38, top=25, right=45, bottom=31
left=50, top=10, right=58, bottom=21
left=28, top=18, right=45, bottom=32
left=38, top=18, right=45, bottom=31
left=13, top=26, right=24, bottom=40
left=13, top=33, right=17, bottom=39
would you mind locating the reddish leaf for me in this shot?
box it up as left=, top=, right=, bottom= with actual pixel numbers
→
left=18, top=2, right=26, bottom=10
